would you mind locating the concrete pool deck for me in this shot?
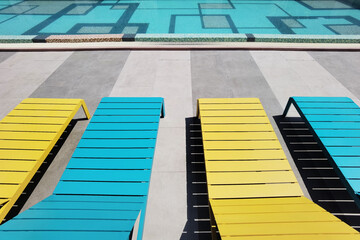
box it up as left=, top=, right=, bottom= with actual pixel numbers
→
left=0, top=49, right=360, bottom=239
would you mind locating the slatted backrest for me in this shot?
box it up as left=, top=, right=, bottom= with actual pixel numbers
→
left=197, top=98, right=303, bottom=199
left=0, top=98, right=90, bottom=223
left=0, top=97, right=164, bottom=240
left=198, top=98, right=360, bottom=240
left=284, top=97, right=360, bottom=197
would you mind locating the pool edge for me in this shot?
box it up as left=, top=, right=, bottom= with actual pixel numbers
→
left=1, top=41, right=360, bottom=51
left=0, top=34, right=360, bottom=44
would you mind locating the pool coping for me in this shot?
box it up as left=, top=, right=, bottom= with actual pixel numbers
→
left=0, top=33, right=360, bottom=44
left=0, top=34, right=359, bottom=51
left=1, top=41, right=360, bottom=51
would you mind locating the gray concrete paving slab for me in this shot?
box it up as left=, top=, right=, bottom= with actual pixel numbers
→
left=191, top=51, right=235, bottom=109
left=252, top=51, right=360, bottom=108
left=310, top=51, right=360, bottom=99
left=0, top=52, right=15, bottom=64
left=22, top=50, right=130, bottom=211
left=143, top=171, right=187, bottom=240
left=30, top=51, right=130, bottom=113
left=0, top=52, right=73, bottom=119
left=110, top=51, right=192, bottom=240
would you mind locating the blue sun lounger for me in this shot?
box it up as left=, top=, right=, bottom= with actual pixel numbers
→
left=0, top=97, right=165, bottom=240
left=283, top=96, right=360, bottom=204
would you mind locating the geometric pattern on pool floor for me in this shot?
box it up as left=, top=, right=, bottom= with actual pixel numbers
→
left=0, top=0, right=359, bottom=35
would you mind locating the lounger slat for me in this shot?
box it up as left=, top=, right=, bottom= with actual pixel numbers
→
left=0, top=185, right=22, bottom=199
left=21, top=98, right=84, bottom=104
left=292, top=97, right=352, bottom=102
left=333, top=157, right=360, bottom=167
left=322, top=138, right=360, bottom=146
left=0, top=232, right=130, bottom=239
left=0, top=160, right=37, bottom=171
left=67, top=158, right=153, bottom=169
left=91, top=115, right=160, bottom=123
left=203, top=132, right=278, bottom=140
left=98, top=102, right=162, bottom=109
left=211, top=200, right=324, bottom=214
left=0, top=116, right=68, bottom=124
left=8, top=110, right=73, bottom=117
left=15, top=104, right=78, bottom=111
left=297, top=102, right=358, bottom=109
left=219, top=235, right=360, bottom=240
left=60, top=169, right=151, bottom=182
left=204, top=140, right=281, bottom=150
left=306, top=115, right=360, bottom=122
left=206, top=160, right=291, bottom=172
left=316, top=129, right=360, bottom=137
left=101, top=97, right=163, bottom=103
left=327, top=146, right=360, bottom=156
left=82, top=130, right=158, bottom=139
left=0, top=172, right=28, bottom=184
left=201, top=124, right=273, bottom=132
left=302, top=108, right=360, bottom=115
left=204, top=149, right=286, bottom=160
left=201, top=117, right=270, bottom=124
left=32, top=201, right=143, bottom=210
left=0, top=132, right=57, bottom=140
left=207, top=171, right=297, bottom=184
left=1, top=219, right=135, bottom=231
left=43, top=195, right=147, bottom=203
left=94, top=109, right=161, bottom=116
left=208, top=183, right=303, bottom=199
left=215, top=211, right=338, bottom=223
left=17, top=209, right=138, bottom=220
left=54, top=181, right=149, bottom=196
left=0, top=150, right=45, bottom=160
left=0, top=140, right=56, bottom=150
left=311, top=122, right=360, bottom=129
left=339, top=168, right=360, bottom=179
left=0, top=124, right=62, bottom=132
left=200, top=110, right=267, bottom=117
left=198, top=98, right=260, bottom=104
left=77, top=139, right=156, bottom=148
left=199, top=104, right=264, bottom=110
left=219, top=221, right=358, bottom=236
left=86, top=122, right=159, bottom=130
left=72, top=148, right=155, bottom=158
left=210, top=197, right=310, bottom=206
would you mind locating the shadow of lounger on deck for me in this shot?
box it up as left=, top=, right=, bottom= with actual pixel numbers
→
left=283, top=96, right=360, bottom=208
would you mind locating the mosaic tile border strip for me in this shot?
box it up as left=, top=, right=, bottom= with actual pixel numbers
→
left=0, top=34, right=359, bottom=43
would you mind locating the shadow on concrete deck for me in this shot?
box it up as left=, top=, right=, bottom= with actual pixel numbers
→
left=1, top=119, right=84, bottom=224
left=180, top=117, right=211, bottom=240
left=274, top=115, right=360, bottom=231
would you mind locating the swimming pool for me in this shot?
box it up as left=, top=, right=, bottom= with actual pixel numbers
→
left=0, top=0, right=359, bottom=40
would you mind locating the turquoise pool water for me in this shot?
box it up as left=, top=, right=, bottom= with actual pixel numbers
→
left=0, top=0, right=359, bottom=35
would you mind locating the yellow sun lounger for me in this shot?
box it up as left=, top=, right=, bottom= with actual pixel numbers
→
left=0, top=98, right=90, bottom=223
left=197, top=98, right=360, bottom=240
